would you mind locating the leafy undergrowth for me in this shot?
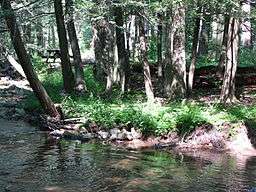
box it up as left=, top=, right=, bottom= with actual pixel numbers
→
left=24, top=65, right=256, bottom=136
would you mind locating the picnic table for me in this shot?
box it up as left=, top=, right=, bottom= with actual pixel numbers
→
left=45, top=49, right=74, bottom=63
left=46, top=49, right=61, bottom=63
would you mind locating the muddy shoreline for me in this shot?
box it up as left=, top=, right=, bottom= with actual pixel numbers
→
left=34, top=115, right=256, bottom=157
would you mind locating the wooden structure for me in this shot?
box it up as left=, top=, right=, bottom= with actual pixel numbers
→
left=46, top=49, right=61, bottom=63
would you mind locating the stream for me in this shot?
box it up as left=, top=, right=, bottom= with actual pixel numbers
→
left=0, top=119, right=256, bottom=192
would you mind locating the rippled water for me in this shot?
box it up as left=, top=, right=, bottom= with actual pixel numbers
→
left=0, top=119, right=256, bottom=192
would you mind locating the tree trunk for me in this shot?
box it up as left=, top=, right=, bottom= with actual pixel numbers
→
left=24, top=23, right=32, bottom=45
left=157, top=12, right=163, bottom=78
left=54, top=0, right=74, bottom=93
left=217, top=16, right=230, bottom=77
left=114, top=4, right=129, bottom=93
left=92, top=18, right=116, bottom=93
left=51, top=25, right=56, bottom=48
left=65, top=0, right=86, bottom=93
left=198, top=10, right=210, bottom=56
left=164, top=2, right=186, bottom=98
left=92, top=20, right=105, bottom=82
left=241, top=0, right=252, bottom=48
left=139, top=16, right=154, bottom=102
left=1, top=0, right=60, bottom=118
left=36, top=21, right=44, bottom=49
left=188, top=4, right=202, bottom=95
left=220, top=17, right=239, bottom=103
left=212, top=14, right=224, bottom=46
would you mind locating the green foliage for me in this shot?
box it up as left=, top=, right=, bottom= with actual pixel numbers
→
left=148, top=35, right=157, bottom=63
left=239, top=48, right=256, bottom=68
left=196, top=55, right=218, bottom=68
left=175, top=104, right=207, bottom=135
left=25, top=63, right=256, bottom=135
left=31, top=53, right=47, bottom=73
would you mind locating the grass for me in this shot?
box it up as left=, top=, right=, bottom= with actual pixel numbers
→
left=23, top=55, right=256, bottom=136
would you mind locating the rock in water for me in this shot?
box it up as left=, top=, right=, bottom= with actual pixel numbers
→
left=97, top=131, right=109, bottom=139
left=50, top=129, right=65, bottom=137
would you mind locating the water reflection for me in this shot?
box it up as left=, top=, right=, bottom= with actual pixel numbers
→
left=0, top=120, right=256, bottom=192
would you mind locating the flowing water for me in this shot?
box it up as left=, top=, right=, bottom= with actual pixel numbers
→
left=0, top=119, right=256, bottom=192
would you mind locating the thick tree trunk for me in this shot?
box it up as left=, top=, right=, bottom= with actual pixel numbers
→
left=188, top=4, right=202, bottom=95
left=157, top=12, right=163, bottom=78
left=139, top=16, right=154, bottom=102
left=92, top=18, right=116, bottom=93
left=217, top=16, right=230, bottom=77
left=92, top=20, right=105, bottom=82
left=241, top=0, right=252, bottom=48
left=65, top=0, right=86, bottom=93
left=212, top=14, right=224, bottom=46
left=54, top=0, right=74, bottom=93
left=114, top=4, right=129, bottom=93
left=220, top=17, right=239, bottom=103
left=1, top=0, right=60, bottom=118
left=164, top=2, right=186, bottom=98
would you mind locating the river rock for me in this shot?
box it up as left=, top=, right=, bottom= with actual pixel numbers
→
left=63, top=131, right=95, bottom=141
left=116, top=129, right=127, bottom=140
left=131, top=128, right=142, bottom=139
left=50, top=129, right=65, bottom=137
left=126, top=131, right=134, bottom=140
left=109, top=128, right=121, bottom=140
left=80, top=133, right=96, bottom=141
left=97, top=131, right=109, bottom=139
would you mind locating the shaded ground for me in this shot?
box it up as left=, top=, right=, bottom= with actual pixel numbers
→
left=0, top=60, right=31, bottom=120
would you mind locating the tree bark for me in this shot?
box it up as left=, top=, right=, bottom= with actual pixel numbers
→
left=188, top=4, right=202, bottom=95
left=114, top=4, right=129, bottom=93
left=92, top=18, right=116, bottom=93
left=157, top=11, right=163, bottom=78
left=65, top=0, right=86, bottom=93
left=198, top=10, right=210, bottom=56
left=139, top=16, right=154, bottom=102
left=0, top=0, right=60, bottom=118
left=217, top=15, right=230, bottom=77
left=36, top=20, right=44, bottom=49
left=54, top=0, right=74, bottom=93
left=164, top=2, right=187, bottom=98
left=220, top=17, right=239, bottom=103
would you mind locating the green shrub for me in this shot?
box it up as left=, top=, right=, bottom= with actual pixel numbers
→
left=175, top=104, right=207, bottom=135
left=239, top=48, right=256, bottom=68
left=31, top=53, right=47, bottom=73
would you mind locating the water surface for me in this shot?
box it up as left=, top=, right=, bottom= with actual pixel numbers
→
left=0, top=119, right=256, bottom=192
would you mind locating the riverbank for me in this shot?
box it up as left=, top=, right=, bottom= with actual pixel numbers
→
left=1, top=62, right=256, bottom=156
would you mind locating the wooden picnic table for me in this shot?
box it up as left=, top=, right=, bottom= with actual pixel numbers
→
left=46, top=49, right=61, bottom=63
